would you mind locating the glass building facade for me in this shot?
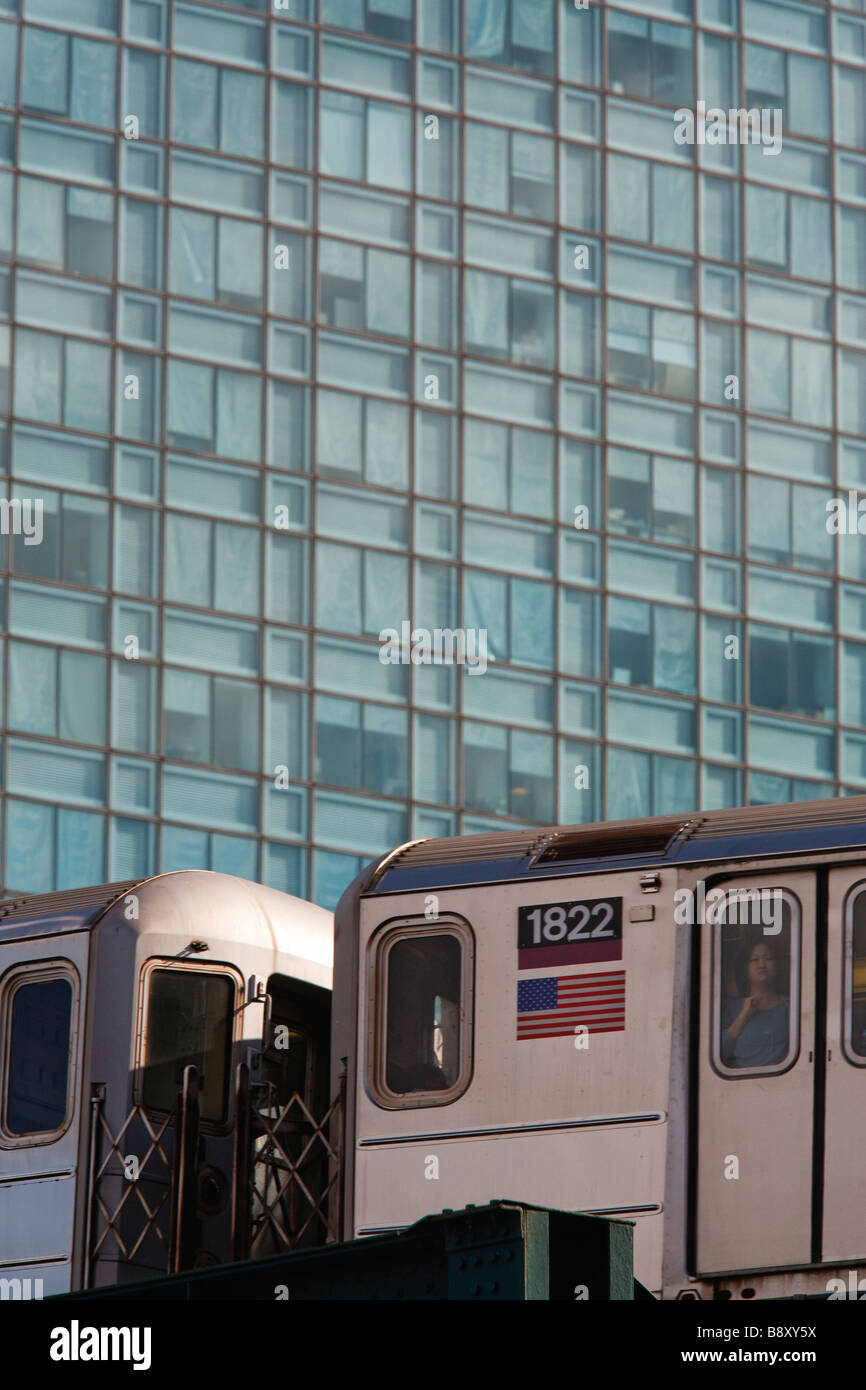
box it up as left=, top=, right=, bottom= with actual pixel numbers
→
left=0, top=0, right=864, bottom=907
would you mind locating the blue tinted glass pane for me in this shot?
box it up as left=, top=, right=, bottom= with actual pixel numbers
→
left=216, top=370, right=261, bottom=461
left=71, top=38, right=116, bottom=127
left=29, top=0, right=118, bottom=29
left=320, top=90, right=364, bottom=179
left=466, top=0, right=506, bottom=63
left=262, top=841, right=305, bottom=897
left=6, top=799, right=54, bottom=892
left=174, top=59, right=218, bottom=147
left=0, top=25, right=16, bottom=108
left=211, top=832, right=257, bottom=878
left=60, top=649, right=106, bottom=742
left=9, top=642, right=54, bottom=734
left=174, top=4, right=266, bottom=65
left=272, top=80, right=312, bottom=170
left=161, top=823, right=209, bottom=870
left=111, top=817, right=156, bottom=878
left=65, top=340, right=111, bottom=432
left=127, top=0, right=167, bottom=42
left=222, top=69, right=265, bottom=159
left=313, top=849, right=362, bottom=910
left=57, top=807, right=105, bottom=888
left=125, top=49, right=164, bottom=138
left=323, top=0, right=365, bottom=31
left=22, top=29, right=68, bottom=114
left=168, top=359, right=213, bottom=451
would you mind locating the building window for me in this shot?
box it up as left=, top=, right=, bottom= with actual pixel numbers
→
left=17, top=177, right=115, bottom=279
left=315, top=694, right=408, bottom=797
left=746, top=475, right=832, bottom=573
left=163, top=667, right=260, bottom=772
left=319, top=89, right=411, bottom=190
left=749, top=623, right=835, bottom=721
left=464, top=567, right=554, bottom=669
left=607, top=298, right=696, bottom=399
left=607, top=153, right=694, bottom=253
left=608, top=596, right=696, bottom=695
left=464, top=418, right=554, bottom=518
left=465, top=268, right=555, bottom=368
left=608, top=10, right=693, bottom=105
left=463, top=719, right=554, bottom=820
left=318, top=237, right=410, bottom=339
left=607, top=447, right=696, bottom=545
left=169, top=208, right=263, bottom=309
left=745, top=42, right=829, bottom=140
left=21, top=27, right=116, bottom=128
left=172, top=58, right=265, bottom=160
left=607, top=744, right=696, bottom=820
left=465, top=0, right=555, bottom=75
left=323, top=0, right=414, bottom=45
left=11, top=489, right=108, bottom=590
left=465, top=120, right=555, bottom=220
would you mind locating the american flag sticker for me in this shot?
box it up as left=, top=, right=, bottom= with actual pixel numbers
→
left=517, top=970, right=626, bottom=1041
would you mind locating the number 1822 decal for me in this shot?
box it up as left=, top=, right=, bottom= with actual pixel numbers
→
left=517, top=897, right=623, bottom=968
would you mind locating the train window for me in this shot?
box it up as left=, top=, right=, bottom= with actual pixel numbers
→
left=371, top=920, right=474, bottom=1107
left=712, top=888, right=800, bottom=1076
left=846, top=888, right=866, bottom=1064
left=142, top=969, right=234, bottom=1123
left=1, top=969, right=76, bottom=1140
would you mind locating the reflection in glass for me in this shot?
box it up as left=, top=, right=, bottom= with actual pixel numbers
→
left=385, top=933, right=461, bottom=1093
left=6, top=977, right=72, bottom=1134
left=719, top=898, right=792, bottom=1069
left=851, top=894, right=866, bottom=1058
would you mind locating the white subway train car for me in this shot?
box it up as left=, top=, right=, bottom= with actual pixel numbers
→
left=0, top=872, right=332, bottom=1295
left=333, top=795, right=866, bottom=1300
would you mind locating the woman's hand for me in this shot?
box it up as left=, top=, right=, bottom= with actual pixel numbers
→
left=726, top=995, right=760, bottom=1041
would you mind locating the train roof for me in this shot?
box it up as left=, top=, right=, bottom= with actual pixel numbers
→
left=364, top=794, right=866, bottom=895
left=0, top=871, right=333, bottom=974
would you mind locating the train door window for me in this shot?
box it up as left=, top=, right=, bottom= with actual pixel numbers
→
left=0, top=967, right=77, bottom=1141
left=845, top=887, right=866, bottom=1063
left=141, top=968, right=235, bottom=1123
left=712, top=888, right=800, bottom=1076
left=371, top=921, right=473, bottom=1108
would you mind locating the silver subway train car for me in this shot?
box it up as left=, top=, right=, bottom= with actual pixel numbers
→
left=6, top=795, right=866, bottom=1300
left=333, top=795, right=866, bottom=1300
left=0, top=871, right=332, bottom=1294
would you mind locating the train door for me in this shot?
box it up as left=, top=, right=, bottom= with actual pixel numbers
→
left=695, top=873, right=815, bottom=1275
left=0, top=932, right=89, bottom=1294
left=250, top=975, right=332, bottom=1252
left=822, top=867, right=866, bottom=1263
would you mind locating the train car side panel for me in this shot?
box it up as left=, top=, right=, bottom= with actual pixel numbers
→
left=0, top=928, right=90, bottom=1294
left=351, top=868, right=678, bottom=1292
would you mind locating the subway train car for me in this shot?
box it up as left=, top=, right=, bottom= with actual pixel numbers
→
left=333, top=794, right=866, bottom=1300
left=0, top=872, right=332, bottom=1295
